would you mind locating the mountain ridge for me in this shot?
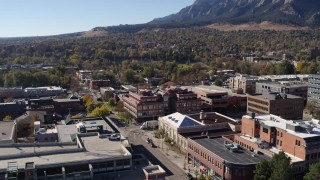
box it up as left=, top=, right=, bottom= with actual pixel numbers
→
left=151, top=0, right=320, bottom=27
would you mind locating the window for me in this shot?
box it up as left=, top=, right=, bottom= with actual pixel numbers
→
left=295, top=140, right=301, bottom=146
left=280, top=132, right=283, bottom=137
left=280, top=141, right=282, bottom=146
left=277, top=131, right=279, bottom=136
left=263, top=127, right=269, bottom=133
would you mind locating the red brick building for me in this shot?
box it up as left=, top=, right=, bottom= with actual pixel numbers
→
left=234, top=114, right=320, bottom=176
left=89, top=80, right=111, bottom=90
left=247, top=92, right=304, bottom=120
left=187, top=136, right=270, bottom=180
left=123, top=90, right=165, bottom=122
left=161, top=88, right=202, bottom=114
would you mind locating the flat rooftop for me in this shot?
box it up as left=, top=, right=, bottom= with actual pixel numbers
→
left=0, top=144, right=78, bottom=157
left=80, top=135, right=126, bottom=156
left=256, top=81, right=307, bottom=88
left=183, top=85, right=247, bottom=97
left=193, top=137, right=270, bottom=165
left=251, top=93, right=302, bottom=100
left=181, top=129, right=235, bottom=138
left=245, top=114, right=320, bottom=139
left=56, top=125, right=78, bottom=142
left=188, top=112, right=240, bottom=125
left=0, top=121, right=15, bottom=141
left=0, top=134, right=131, bottom=173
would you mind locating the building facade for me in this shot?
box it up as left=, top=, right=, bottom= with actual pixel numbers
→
left=187, top=136, right=270, bottom=180
left=247, top=92, right=304, bottom=120
left=308, top=74, right=320, bottom=109
left=158, top=112, right=241, bottom=152
left=89, top=80, right=111, bottom=90
left=256, top=81, right=308, bottom=100
left=123, top=90, right=165, bottom=122
left=235, top=114, right=320, bottom=176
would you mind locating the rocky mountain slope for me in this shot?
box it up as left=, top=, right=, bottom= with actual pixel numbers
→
left=152, top=0, right=320, bottom=27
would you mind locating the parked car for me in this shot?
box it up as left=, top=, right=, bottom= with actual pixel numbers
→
left=109, top=134, right=121, bottom=140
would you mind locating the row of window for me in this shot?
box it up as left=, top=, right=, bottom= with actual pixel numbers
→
left=234, top=140, right=254, bottom=151
left=138, top=104, right=163, bottom=110
left=248, top=97, right=269, bottom=106
left=248, top=102, right=268, bottom=111
left=189, top=144, right=222, bottom=170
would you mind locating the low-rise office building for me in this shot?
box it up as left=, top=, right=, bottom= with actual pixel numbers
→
left=187, top=136, right=270, bottom=180
left=256, top=81, right=308, bottom=100
left=308, top=74, right=320, bottom=109
left=24, top=86, right=66, bottom=98
left=89, top=79, right=111, bottom=90
left=1, top=117, right=131, bottom=180
left=0, top=87, right=23, bottom=98
left=76, top=70, right=92, bottom=81
left=1, top=133, right=132, bottom=180
left=158, top=112, right=241, bottom=151
left=183, top=85, right=247, bottom=112
left=123, top=90, right=165, bottom=122
left=160, top=88, right=202, bottom=114
left=247, top=92, right=304, bottom=120
left=229, top=74, right=310, bottom=95
left=235, top=114, right=320, bottom=176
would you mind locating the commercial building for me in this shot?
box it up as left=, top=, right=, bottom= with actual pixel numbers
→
left=308, top=74, right=320, bottom=109
left=158, top=112, right=241, bottom=151
left=256, top=81, right=308, bottom=100
left=160, top=87, right=202, bottom=114
left=247, top=92, right=304, bottom=120
left=183, top=85, right=247, bottom=112
left=76, top=70, right=92, bottom=81
left=0, top=87, right=23, bottom=98
left=235, top=114, right=320, bottom=175
left=89, top=79, right=111, bottom=90
left=123, top=90, right=165, bottom=122
left=187, top=136, right=270, bottom=180
left=0, top=102, right=25, bottom=121
left=23, top=86, right=66, bottom=98
left=229, top=74, right=310, bottom=95
left=53, top=99, right=84, bottom=114
left=0, top=117, right=131, bottom=180
left=229, top=74, right=260, bottom=94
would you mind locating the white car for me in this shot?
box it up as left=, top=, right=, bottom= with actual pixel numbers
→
left=109, top=134, right=121, bottom=140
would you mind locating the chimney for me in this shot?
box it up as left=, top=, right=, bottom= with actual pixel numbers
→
left=200, top=110, right=204, bottom=120
left=251, top=113, right=255, bottom=119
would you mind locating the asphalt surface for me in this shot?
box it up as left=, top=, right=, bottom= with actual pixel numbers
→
left=109, top=116, right=186, bottom=180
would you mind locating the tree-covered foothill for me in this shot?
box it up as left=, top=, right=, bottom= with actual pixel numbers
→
left=1, top=28, right=320, bottom=86
left=254, top=151, right=293, bottom=180
left=0, top=67, right=71, bottom=88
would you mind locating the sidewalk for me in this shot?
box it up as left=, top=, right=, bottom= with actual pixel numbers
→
left=142, top=130, right=186, bottom=171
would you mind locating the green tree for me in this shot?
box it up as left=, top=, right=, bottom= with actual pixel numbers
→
left=254, top=160, right=271, bottom=180
left=269, top=151, right=293, bottom=180
left=214, top=78, right=223, bottom=86
left=304, top=162, right=320, bottom=180
left=3, top=115, right=12, bottom=121
left=254, top=151, right=293, bottom=180
left=108, top=98, right=116, bottom=106
left=89, top=104, right=110, bottom=117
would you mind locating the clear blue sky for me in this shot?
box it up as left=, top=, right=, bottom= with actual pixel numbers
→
left=0, top=0, right=194, bottom=37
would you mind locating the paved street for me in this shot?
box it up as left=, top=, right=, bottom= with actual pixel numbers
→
left=109, top=116, right=186, bottom=180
